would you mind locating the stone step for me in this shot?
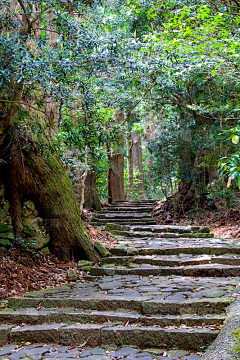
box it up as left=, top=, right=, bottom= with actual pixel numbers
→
left=90, top=264, right=240, bottom=277
left=116, top=225, right=211, bottom=234
left=103, top=207, right=155, bottom=212
left=111, top=245, right=240, bottom=256
left=101, top=254, right=240, bottom=267
left=0, top=308, right=225, bottom=327
left=95, top=213, right=153, bottom=219
left=91, top=220, right=157, bottom=226
left=112, top=200, right=158, bottom=204
left=0, top=323, right=218, bottom=350
left=109, top=231, right=214, bottom=238
left=8, top=295, right=233, bottom=316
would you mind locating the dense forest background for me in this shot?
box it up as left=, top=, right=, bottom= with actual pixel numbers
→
left=1, top=0, right=240, bottom=261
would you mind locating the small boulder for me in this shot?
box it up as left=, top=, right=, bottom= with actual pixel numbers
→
left=94, top=242, right=111, bottom=257
left=31, top=233, right=50, bottom=250
left=23, top=216, right=40, bottom=231
left=41, top=247, right=50, bottom=255
left=22, top=207, right=32, bottom=218
left=78, top=260, right=94, bottom=268
left=68, top=268, right=78, bottom=281
left=23, top=200, right=35, bottom=212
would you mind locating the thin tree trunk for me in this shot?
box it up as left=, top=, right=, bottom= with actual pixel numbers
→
left=132, top=131, right=147, bottom=199
left=84, top=164, right=101, bottom=211
left=107, top=111, right=125, bottom=203
left=127, top=129, right=133, bottom=200
left=79, top=146, right=88, bottom=215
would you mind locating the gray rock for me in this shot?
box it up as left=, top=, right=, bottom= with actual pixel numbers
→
left=110, top=347, right=138, bottom=358
left=80, top=348, right=106, bottom=357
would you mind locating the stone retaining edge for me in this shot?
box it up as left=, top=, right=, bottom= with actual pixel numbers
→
left=202, top=297, right=240, bottom=360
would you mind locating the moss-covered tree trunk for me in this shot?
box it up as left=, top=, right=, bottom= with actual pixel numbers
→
left=7, top=130, right=97, bottom=262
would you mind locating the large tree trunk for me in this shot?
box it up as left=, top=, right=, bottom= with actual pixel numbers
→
left=132, top=131, right=147, bottom=199
left=7, top=130, right=97, bottom=262
left=84, top=165, right=102, bottom=211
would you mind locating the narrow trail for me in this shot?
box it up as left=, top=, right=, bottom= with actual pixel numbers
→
left=1, top=200, right=240, bottom=359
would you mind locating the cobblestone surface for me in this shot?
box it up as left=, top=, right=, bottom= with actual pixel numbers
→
left=0, top=345, right=202, bottom=360
left=21, top=275, right=240, bottom=301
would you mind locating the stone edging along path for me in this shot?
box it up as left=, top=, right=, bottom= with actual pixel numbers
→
left=1, top=200, right=240, bottom=359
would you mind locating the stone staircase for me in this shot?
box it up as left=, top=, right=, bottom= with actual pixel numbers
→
left=90, top=200, right=158, bottom=226
left=1, top=200, right=240, bottom=359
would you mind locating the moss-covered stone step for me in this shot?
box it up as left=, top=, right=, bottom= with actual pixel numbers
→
left=111, top=245, right=240, bottom=256
left=0, top=322, right=218, bottom=350
left=106, top=224, right=211, bottom=234
left=8, top=296, right=233, bottom=315
left=101, top=254, right=240, bottom=267
left=90, top=264, right=240, bottom=277
left=109, top=230, right=214, bottom=238
left=0, top=308, right=225, bottom=327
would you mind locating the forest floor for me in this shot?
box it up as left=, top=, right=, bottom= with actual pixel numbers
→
left=0, top=209, right=117, bottom=302
left=153, top=198, right=240, bottom=240
left=1, top=204, right=240, bottom=302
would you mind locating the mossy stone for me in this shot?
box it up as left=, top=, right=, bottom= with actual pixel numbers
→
left=0, top=239, right=11, bottom=247
left=31, top=233, right=50, bottom=250
left=0, top=232, right=14, bottom=239
left=0, top=224, right=13, bottom=233
left=82, top=266, right=92, bottom=271
left=78, top=260, right=94, bottom=268
left=41, top=247, right=50, bottom=255
left=94, top=241, right=111, bottom=258
left=23, top=200, right=35, bottom=212
left=0, top=209, right=6, bottom=222
left=0, top=246, right=7, bottom=253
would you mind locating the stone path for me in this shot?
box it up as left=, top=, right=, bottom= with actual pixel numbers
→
left=1, top=200, right=240, bottom=359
